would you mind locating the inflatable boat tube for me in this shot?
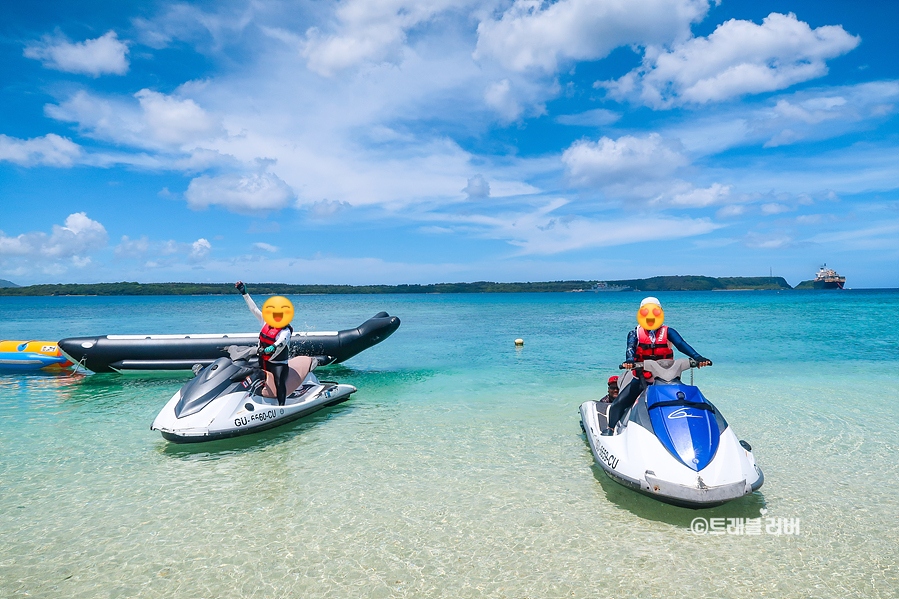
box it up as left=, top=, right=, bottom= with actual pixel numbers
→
left=0, top=340, right=74, bottom=371
left=58, top=312, right=400, bottom=374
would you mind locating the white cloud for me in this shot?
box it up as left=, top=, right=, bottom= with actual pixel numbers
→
left=114, top=235, right=152, bottom=259
left=743, top=231, right=795, bottom=249
left=134, top=90, right=220, bottom=146
left=305, top=199, right=353, bottom=219
left=0, top=134, right=82, bottom=167
left=760, top=202, right=791, bottom=215
left=716, top=205, right=746, bottom=219
left=185, top=172, right=296, bottom=213
left=46, top=89, right=222, bottom=151
left=662, top=81, right=899, bottom=156
left=24, top=31, right=129, bottom=77
left=602, top=12, right=860, bottom=108
left=462, top=174, right=490, bottom=199
left=484, top=79, right=523, bottom=121
left=113, top=235, right=214, bottom=268
left=446, top=199, right=721, bottom=255
left=668, top=183, right=732, bottom=207
left=0, top=213, right=108, bottom=275
left=132, top=3, right=255, bottom=50
left=555, top=108, right=620, bottom=127
left=252, top=242, right=278, bottom=253
left=300, top=0, right=473, bottom=76
left=562, top=133, right=687, bottom=188
left=804, top=222, right=899, bottom=251
left=190, top=238, right=212, bottom=261
left=474, top=0, right=709, bottom=72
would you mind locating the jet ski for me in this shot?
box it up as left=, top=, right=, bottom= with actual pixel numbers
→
left=579, top=359, right=763, bottom=508
left=150, top=346, right=356, bottom=443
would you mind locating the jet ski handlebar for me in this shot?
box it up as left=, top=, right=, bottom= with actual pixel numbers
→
left=619, top=358, right=706, bottom=377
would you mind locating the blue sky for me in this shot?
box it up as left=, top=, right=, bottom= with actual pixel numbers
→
left=1, top=0, right=897, bottom=287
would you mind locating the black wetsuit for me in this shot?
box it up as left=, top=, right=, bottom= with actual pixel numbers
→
left=242, top=292, right=293, bottom=406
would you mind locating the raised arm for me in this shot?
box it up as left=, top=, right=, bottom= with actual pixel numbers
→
left=235, top=280, right=264, bottom=325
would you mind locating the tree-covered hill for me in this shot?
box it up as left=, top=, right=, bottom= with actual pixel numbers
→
left=0, top=276, right=795, bottom=296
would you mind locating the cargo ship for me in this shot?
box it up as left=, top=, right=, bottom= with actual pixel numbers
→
left=813, top=264, right=845, bottom=289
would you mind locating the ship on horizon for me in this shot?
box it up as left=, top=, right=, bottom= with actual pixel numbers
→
left=591, top=281, right=632, bottom=292
left=813, top=264, right=846, bottom=289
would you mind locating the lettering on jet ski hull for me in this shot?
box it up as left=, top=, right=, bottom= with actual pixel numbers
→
left=597, top=444, right=619, bottom=470
left=234, top=409, right=282, bottom=428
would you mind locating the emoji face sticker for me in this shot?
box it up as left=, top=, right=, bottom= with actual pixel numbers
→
left=262, top=296, right=294, bottom=328
left=638, top=302, right=664, bottom=331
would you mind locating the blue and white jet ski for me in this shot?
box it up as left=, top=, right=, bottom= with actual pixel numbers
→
left=151, top=347, right=356, bottom=443
left=579, top=359, right=763, bottom=508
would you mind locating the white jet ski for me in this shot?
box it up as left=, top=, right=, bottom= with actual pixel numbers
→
left=579, top=359, right=763, bottom=508
left=151, top=347, right=356, bottom=443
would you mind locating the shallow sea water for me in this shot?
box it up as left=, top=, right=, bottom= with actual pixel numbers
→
left=1, top=291, right=897, bottom=598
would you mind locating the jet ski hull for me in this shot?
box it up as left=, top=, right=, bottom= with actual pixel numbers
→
left=579, top=382, right=763, bottom=509
left=151, top=357, right=356, bottom=443
left=60, top=312, right=400, bottom=373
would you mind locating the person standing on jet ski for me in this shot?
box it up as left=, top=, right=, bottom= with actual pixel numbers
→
left=603, top=297, right=711, bottom=435
left=235, top=281, right=294, bottom=406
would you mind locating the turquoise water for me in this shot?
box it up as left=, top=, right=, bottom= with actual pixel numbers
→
left=1, top=291, right=897, bottom=598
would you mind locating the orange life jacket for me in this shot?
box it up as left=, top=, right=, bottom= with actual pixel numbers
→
left=259, top=323, right=292, bottom=362
left=635, top=325, right=673, bottom=361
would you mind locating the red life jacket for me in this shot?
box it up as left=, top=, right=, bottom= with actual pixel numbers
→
left=259, top=323, right=293, bottom=362
left=635, top=325, right=673, bottom=361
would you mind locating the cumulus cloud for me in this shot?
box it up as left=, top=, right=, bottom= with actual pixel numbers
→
left=114, top=235, right=152, bottom=259
left=46, top=89, right=222, bottom=150
left=24, top=31, right=129, bottom=77
left=484, top=79, right=523, bottom=121
left=0, top=213, right=108, bottom=275
left=562, top=133, right=687, bottom=188
left=601, top=12, right=860, bottom=108
left=304, top=199, right=352, bottom=219
left=190, top=238, right=212, bottom=260
left=300, top=0, right=472, bottom=76
left=252, top=242, right=278, bottom=253
left=0, top=134, right=82, bottom=167
left=134, top=90, right=220, bottom=146
left=114, top=235, right=212, bottom=267
left=185, top=172, right=296, bottom=213
left=462, top=174, right=490, bottom=199
left=474, top=0, right=709, bottom=72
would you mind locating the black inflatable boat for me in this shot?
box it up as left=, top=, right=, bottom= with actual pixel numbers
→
left=59, top=312, right=400, bottom=373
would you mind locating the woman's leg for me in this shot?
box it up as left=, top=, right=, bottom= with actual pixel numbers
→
left=265, top=362, right=290, bottom=405
left=607, top=377, right=644, bottom=431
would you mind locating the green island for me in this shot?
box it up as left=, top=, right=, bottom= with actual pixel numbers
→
left=0, top=275, right=799, bottom=296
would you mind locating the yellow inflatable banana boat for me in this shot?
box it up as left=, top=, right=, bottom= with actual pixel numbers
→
left=0, top=340, right=74, bottom=371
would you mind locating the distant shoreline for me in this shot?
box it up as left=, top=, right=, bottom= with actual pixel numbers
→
left=0, top=276, right=814, bottom=296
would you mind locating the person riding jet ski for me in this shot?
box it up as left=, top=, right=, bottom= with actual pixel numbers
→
left=604, top=297, right=711, bottom=435
left=235, top=281, right=295, bottom=406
